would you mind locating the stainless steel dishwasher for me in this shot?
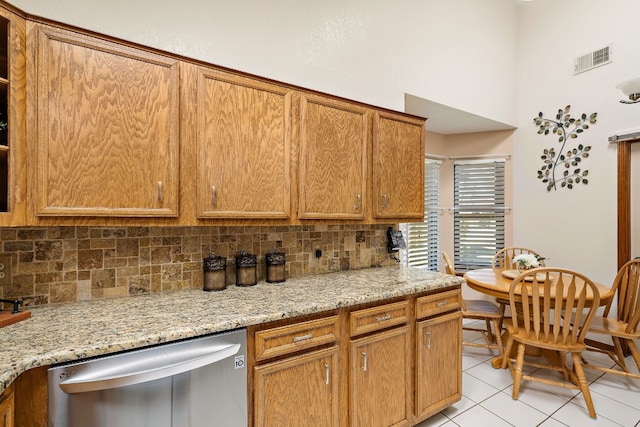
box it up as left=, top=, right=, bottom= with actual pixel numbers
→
left=48, top=328, right=247, bottom=427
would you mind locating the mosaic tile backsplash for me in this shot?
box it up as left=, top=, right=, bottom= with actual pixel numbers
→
left=0, top=224, right=396, bottom=307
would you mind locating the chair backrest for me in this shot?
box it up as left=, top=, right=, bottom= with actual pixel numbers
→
left=442, top=251, right=455, bottom=275
left=442, top=251, right=467, bottom=310
left=606, top=258, right=640, bottom=333
left=493, top=247, right=544, bottom=269
left=508, top=267, right=600, bottom=346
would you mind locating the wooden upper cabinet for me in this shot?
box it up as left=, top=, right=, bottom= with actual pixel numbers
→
left=32, top=24, right=180, bottom=217
left=372, top=111, right=425, bottom=220
left=299, top=94, right=368, bottom=220
left=193, top=68, right=291, bottom=219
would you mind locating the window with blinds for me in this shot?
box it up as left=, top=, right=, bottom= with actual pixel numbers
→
left=453, top=160, right=505, bottom=272
left=402, top=159, right=440, bottom=270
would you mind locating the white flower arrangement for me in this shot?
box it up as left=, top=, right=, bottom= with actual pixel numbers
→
left=513, top=253, right=540, bottom=270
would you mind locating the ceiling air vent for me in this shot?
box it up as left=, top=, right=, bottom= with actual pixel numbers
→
left=574, top=44, right=612, bottom=75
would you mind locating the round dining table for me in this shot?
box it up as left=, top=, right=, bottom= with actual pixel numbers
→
left=463, top=268, right=615, bottom=306
left=462, top=268, right=615, bottom=369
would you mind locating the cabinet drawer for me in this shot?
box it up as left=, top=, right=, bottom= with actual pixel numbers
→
left=254, top=315, right=339, bottom=361
left=416, top=289, right=461, bottom=319
left=349, top=300, right=409, bottom=337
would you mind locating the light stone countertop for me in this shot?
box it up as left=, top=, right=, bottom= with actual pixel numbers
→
left=0, top=266, right=462, bottom=394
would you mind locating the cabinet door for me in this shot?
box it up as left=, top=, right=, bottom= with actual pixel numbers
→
left=299, top=94, right=368, bottom=220
left=415, top=311, right=462, bottom=420
left=254, top=346, right=339, bottom=427
left=0, top=386, right=13, bottom=427
left=372, top=111, right=424, bottom=220
left=350, top=326, right=411, bottom=427
left=195, top=68, right=291, bottom=219
left=33, top=25, right=180, bottom=217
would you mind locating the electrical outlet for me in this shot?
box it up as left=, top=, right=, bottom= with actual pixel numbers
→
left=0, top=255, right=12, bottom=284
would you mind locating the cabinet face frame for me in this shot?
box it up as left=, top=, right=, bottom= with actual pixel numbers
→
left=298, top=94, right=368, bottom=220
left=0, top=385, right=14, bottom=427
left=32, top=24, right=180, bottom=217
left=372, top=111, right=425, bottom=220
left=0, top=5, right=26, bottom=226
left=194, top=68, right=292, bottom=219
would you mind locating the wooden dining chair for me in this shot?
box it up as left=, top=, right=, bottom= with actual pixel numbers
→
left=442, top=252, right=504, bottom=357
left=492, top=247, right=544, bottom=270
left=580, top=258, right=640, bottom=379
left=501, top=267, right=600, bottom=419
left=492, top=247, right=545, bottom=326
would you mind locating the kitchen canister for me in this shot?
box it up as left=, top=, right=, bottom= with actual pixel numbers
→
left=235, top=251, right=257, bottom=286
left=265, top=249, right=286, bottom=283
left=202, top=253, right=227, bottom=291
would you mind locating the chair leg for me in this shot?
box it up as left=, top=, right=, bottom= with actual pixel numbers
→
left=512, top=343, right=526, bottom=400
left=612, top=337, right=631, bottom=372
left=485, top=318, right=495, bottom=344
left=627, top=339, right=640, bottom=372
left=502, top=336, right=514, bottom=370
left=559, top=351, right=569, bottom=381
left=491, top=318, right=504, bottom=358
left=571, top=352, right=596, bottom=419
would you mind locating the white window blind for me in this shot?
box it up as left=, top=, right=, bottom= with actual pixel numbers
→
left=402, top=159, right=440, bottom=270
left=453, top=160, right=505, bottom=271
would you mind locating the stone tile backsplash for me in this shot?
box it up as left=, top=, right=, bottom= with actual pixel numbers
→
left=0, top=224, right=396, bottom=307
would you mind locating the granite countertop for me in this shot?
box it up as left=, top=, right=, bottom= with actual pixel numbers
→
left=0, top=266, right=462, bottom=394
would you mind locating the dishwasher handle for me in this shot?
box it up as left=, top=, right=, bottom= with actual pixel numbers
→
left=59, top=342, right=241, bottom=394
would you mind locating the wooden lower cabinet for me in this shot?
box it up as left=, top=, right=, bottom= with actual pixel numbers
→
left=249, top=291, right=461, bottom=427
left=349, top=326, right=411, bottom=427
left=253, top=346, right=340, bottom=427
left=415, top=311, right=462, bottom=420
left=0, top=384, right=14, bottom=427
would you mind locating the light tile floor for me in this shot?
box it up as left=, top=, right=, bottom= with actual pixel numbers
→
left=416, top=319, right=640, bottom=427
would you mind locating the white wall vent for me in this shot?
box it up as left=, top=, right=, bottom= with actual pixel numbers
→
left=574, top=44, right=612, bottom=75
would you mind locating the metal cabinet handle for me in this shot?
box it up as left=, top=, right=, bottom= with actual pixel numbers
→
left=211, top=186, right=217, bottom=206
left=59, top=343, right=241, bottom=394
left=157, top=181, right=163, bottom=203
left=324, top=363, right=330, bottom=385
left=375, top=314, right=391, bottom=322
left=382, top=194, right=388, bottom=209
left=293, top=333, right=313, bottom=342
left=436, top=301, right=448, bottom=308
left=362, top=351, right=367, bottom=372
left=425, top=331, right=432, bottom=349
left=355, top=194, right=361, bottom=210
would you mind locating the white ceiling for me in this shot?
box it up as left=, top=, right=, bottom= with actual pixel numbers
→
left=404, top=94, right=517, bottom=135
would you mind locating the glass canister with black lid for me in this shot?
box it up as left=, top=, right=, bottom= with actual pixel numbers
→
left=265, top=249, right=286, bottom=283
left=202, top=253, right=227, bottom=291
left=235, top=250, right=257, bottom=286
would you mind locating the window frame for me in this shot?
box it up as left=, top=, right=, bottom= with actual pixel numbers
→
left=453, top=159, right=506, bottom=272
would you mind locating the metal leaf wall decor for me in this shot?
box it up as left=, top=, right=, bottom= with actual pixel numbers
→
left=534, top=105, right=597, bottom=191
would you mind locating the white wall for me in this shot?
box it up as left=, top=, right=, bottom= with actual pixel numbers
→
left=8, top=0, right=518, bottom=125
left=515, top=0, right=640, bottom=284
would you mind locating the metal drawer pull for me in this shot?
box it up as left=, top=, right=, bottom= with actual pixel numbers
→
left=355, top=194, right=361, bottom=210
left=324, top=363, right=330, bottom=385
left=211, top=186, right=217, bottom=205
left=292, top=333, right=313, bottom=342
left=375, top=314, right=391, bottom=322
left=362, top=352, right=367, bottom=372
left=157, top=181, right=163, bottom=203
left=382, top=194, right=388, bottom=209
left=425, top=331, right=432, bottom=349
left=436, top=301, right=448, bottom=307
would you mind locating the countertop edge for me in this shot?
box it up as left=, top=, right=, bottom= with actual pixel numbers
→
left=0, top=266, right=463, bottom=395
